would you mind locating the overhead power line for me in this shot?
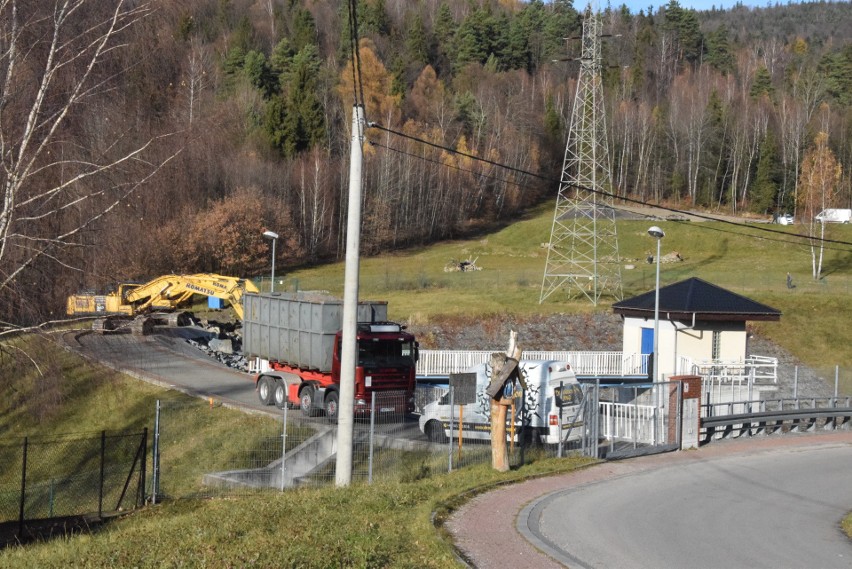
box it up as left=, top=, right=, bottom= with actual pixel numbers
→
left=366, top=122, right=852, bottom=252
left=347, top=0, right=367, bottom=120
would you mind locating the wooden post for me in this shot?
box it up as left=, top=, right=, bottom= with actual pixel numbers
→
left=489, top=331, right=522, bottom=472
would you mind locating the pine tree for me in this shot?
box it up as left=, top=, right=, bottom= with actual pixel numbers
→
left=290, top=8, right=318, bottom=53
left=405, top=13, right=430, bottom=66
left=751, top=134, right=781, bottom=214
left=750, top=66, right=774, bottom=100
left=705, top=25, right=734, bottom=75
left=264, top=44, right=325, bottom=157
left=454, top=7, right=490, bottom=68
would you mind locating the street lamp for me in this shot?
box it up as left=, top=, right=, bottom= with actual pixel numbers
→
left=648, top=226, right=665, bottom=383
left=263, top=230, right=278, bottom=293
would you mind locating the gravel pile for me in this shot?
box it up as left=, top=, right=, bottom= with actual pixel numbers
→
left=748, top=335, right=837, bottom=399
left=407, top=312, right=623, bottom=352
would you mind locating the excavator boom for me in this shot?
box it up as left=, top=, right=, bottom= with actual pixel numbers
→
left=67, top=273, right=259, bottom=323
left=124, top=274, right=259, bottom=319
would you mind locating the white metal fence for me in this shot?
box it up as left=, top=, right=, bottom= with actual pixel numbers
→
left=417, top=351, right=778, bottom=382
left=679, top=354, right=778, bottom=384
left=418, top=350, right=649, bottom=377
left=594, top=382, right=681, bottom=457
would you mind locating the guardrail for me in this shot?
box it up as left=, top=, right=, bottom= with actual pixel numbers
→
left=701, top=397, right=852, bottom=442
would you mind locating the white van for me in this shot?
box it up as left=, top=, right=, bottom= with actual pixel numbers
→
left=418, top=359, right=584, bottom=445
left=815, top=209, right=852, bottom=223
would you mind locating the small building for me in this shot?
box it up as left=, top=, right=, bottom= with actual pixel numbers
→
left=612, top=278, right=781, bottom=380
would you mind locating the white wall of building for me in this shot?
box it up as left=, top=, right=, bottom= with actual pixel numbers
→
left=621, top=316, right=747, bottom=379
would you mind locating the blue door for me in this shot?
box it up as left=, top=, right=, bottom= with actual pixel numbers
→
left=641, top=328, right=654, bottom=374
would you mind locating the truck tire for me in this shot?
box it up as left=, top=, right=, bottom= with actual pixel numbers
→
left=324, top=391, right=339, bottom=423
left=425, top=420, right=448, bottom=443
left=257, top=376, right=274, bottom=406
left=300, top=386, right=320, bottom=417
left=273, top=380, right=288, bottom=409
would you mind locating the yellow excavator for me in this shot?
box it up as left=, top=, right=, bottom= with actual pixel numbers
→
left=66, top=273, right=260, bottom=334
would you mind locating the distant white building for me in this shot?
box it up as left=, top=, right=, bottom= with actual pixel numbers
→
left=612, top=278, right=781, bottom=380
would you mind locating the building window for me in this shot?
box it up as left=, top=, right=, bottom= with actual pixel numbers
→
left=712, top=331, right=721, bottom=361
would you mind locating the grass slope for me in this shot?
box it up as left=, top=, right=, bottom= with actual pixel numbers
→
left=0, top=333, right=592, bottom=567
left=0, top=456, right=591, bottom=568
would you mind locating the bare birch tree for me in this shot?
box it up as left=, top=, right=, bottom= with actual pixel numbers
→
left=797, top=131, right=841, bottom=280
left=0, top=0, right=179, bottom=329
left=183, top=38, right=211, bottom=127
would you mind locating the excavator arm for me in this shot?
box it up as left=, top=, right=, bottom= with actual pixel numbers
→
left=123, top=274, right=259, bottom=319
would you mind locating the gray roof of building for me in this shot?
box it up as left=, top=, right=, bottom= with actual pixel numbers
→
left=612, top=277, right=781, bottom=321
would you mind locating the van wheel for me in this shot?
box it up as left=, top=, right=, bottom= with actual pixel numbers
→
left=257, top=376, right=274, bottom=406
left=425, top=420, right=448, bottom=443
left=520, top=428, right=544, bottom=447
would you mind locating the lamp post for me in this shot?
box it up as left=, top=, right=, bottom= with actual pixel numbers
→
left=263, top=230, right=278, bottom=293
left=648, top=226, right=665, bottom=383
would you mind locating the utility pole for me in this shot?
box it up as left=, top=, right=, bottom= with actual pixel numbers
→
left=540, top=5, right=622, bottom=306
left=336, top=104, right=365, bottom=487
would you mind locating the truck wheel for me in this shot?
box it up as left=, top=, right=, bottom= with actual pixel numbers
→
left=425, top=420, right=448, bottom=443
left=257, top=376, right=274, bottom=406
left=273, top=380, right=288, bottom=409
left=324, top=391, right=339, bottom=423
left=300, top=386, right=320, bottom=417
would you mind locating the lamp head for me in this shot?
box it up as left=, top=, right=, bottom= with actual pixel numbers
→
left=647, top=226, right=665, bottom=239
left=263, top=230, right=279, bottom=240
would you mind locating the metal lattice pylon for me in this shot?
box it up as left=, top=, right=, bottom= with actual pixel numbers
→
left=540, top=7, right=622, bottom=305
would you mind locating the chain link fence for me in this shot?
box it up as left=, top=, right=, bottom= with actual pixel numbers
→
left=151, top=384, right=599, bottom=499
left=0, top=382, right=690, bottom=518
left=256, top=267, right=852, bottom=302
left=153, top=392, right=458, bottom=497
left=0, top=430, right=147, bottom=544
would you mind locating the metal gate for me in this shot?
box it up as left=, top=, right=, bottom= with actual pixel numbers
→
left=579, top=381, right=682, bottom=459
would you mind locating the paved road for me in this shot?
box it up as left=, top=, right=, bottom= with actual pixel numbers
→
left=448, top=433, right=852, bottom=569
left=68, top=327, right=271, bottom=414
left=66, top=327, right=426, bottom=438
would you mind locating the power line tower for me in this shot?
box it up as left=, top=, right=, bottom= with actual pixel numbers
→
left=540, top=6, right=622, bottom=306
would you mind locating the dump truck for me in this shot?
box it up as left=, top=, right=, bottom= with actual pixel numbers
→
left=243, top=292, right=418, bottom=421
left=66, top=273, right=259, bottom=333
left=418, top=360, right=584, bottom=445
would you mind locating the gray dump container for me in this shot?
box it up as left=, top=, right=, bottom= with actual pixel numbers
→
left=242, top=292, right=388, bottom=372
